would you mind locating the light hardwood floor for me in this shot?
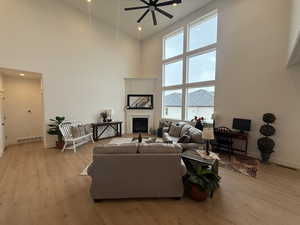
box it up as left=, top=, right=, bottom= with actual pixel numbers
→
left=0, top=141, right=299, bottom=225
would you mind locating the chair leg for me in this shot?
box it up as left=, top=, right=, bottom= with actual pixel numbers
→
left=73, top=141, right=77, bottom=153
left=61, top=142, right=67, bottom=152
left=91, top=135, right=94, bottom=143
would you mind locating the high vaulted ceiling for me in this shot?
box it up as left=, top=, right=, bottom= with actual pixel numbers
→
left=62, top=0, right=213, bottom=40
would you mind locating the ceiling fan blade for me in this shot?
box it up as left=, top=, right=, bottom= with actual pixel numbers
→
left=156, top=8, right=173, bottom=19
left=137, top=9, right=150, bottom=23
left=157, top=0, right=181, bottom=7
left=125, top=6, right=149, bottom=11
left=153, top=0, right=160, bottom=4
left=151, top=11, right=158, bottom=26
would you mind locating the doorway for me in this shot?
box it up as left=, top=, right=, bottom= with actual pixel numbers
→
left=0, top=68, right=44, bottom=153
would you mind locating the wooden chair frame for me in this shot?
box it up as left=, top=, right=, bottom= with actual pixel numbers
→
left=59, top=121, right=94, bottom=153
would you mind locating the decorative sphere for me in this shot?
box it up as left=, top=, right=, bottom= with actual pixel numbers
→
left=257, top=137, right=275, bottom=152
left=260, top=125, right=276, bottom=136
left=263, top=113, right=276, bottom=124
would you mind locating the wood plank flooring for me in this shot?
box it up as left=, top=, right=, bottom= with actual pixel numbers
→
left=0, top=141, right=299, bottom=225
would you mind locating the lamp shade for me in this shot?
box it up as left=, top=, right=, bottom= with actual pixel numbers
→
left=202, top=128, right=215, bottom=140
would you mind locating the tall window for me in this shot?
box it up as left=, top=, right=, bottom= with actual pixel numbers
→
left=162, top=11, right=218, bottom=122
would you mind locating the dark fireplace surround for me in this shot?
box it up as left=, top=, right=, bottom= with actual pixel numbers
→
left=132, top=118, right=148, bottom=133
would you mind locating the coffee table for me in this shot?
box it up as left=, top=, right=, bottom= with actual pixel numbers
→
left=131, top=136, right=157, bottom=143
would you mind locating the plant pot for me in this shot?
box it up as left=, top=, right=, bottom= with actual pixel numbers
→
left=56, top=140, right=65, bottom=149
left=188, top=183, right=209, bottom=201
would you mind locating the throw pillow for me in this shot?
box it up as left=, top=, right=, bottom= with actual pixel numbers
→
left=71, top=126, right=81, bottom=138
left=188, top=127, right=203, bottom=144
left=169, top=125, right=182, bottom=137
left=177, top=135, right=191, bottom=143
left=180, top=124, right=192, bottom=137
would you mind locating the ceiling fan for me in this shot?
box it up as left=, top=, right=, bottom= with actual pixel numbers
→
left=124, top=0, right=182, bottom=26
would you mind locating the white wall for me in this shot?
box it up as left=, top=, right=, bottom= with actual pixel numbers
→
left=140, top=0, right=300, bottom=168
left=3, top=76, right=43, bottom=145
left=0, top=0, right=141, bottom=146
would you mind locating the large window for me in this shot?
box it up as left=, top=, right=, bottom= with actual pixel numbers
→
left=162, top=11, right=218, bottom=122
left=163, top=29, right=184, bottom=60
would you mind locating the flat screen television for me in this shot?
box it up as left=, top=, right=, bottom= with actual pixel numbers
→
left=232, top=118, right=251, bottom=132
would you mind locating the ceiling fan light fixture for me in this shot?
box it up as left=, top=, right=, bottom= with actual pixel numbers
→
left=124, top=0, right=182, bottom=26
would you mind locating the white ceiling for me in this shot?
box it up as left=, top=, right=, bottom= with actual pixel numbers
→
left=0, top=68, right=41, bottom=80
left=62, top=0, right=213, bottom=40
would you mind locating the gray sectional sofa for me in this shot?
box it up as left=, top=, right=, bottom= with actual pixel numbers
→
left=162, top=122, right=204, bottom=150
left=88, top=143, right=186, bottom=200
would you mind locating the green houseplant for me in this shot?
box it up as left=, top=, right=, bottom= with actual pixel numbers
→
left=47, top=116, right=65, bottom=149
left=186, top=166, right=220, bottom=201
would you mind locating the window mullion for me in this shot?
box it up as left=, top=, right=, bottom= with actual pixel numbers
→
left=182, top=24, right=188, bottom=121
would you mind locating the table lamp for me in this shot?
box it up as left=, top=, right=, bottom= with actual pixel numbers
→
left=202, top=128, right=215, bottom=155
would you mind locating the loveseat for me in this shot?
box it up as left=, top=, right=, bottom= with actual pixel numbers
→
left=88, top=143, right=186, bottom=200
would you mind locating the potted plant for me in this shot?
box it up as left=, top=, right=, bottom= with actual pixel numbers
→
left=47, top=116, right=65, bottom=149
left=186, top=166, right=220, bottom=201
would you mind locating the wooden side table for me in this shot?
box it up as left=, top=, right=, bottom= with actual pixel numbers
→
left=181, top=150, right=219, bottom=175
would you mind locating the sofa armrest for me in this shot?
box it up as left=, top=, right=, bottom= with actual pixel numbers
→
left=180, top=159, right=187, bottom=176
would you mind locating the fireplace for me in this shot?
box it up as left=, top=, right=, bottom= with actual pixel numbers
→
left=132, top=118, right=148, bottom=133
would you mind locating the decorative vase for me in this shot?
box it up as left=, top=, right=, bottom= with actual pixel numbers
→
left=257, top=113, right=276, bottom=163
left=138, top=133, right=142, bottom=143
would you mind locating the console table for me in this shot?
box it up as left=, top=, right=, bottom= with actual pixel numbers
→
left=231, top=131, right=248, bottom=155
left=92, top=121, right=122, bottom=141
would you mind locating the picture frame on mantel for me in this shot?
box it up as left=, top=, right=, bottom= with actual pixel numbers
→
left=127, top=95, right=154, bottom=110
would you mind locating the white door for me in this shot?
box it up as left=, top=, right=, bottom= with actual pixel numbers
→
left=0, top=92, right=6, bottom=156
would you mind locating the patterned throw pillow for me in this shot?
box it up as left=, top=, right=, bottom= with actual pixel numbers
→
left=169, top=125, right=182, bottom=137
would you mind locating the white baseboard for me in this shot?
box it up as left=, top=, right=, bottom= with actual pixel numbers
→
left=247, top=152, right=300, bottom=170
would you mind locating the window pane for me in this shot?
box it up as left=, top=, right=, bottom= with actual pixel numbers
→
left=163, top=89, right=182, bottom=120
left=163, top=60, right=183, bottom=87
left=164, top=31, right=184, bottom=59
left=187, top=51, right=216, bottom=83
left=189, top=14, right=218, bottom=51
left=185, top=86, right=215, bottom=122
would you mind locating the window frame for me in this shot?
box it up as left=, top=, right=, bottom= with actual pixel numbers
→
left=187, top=11, right=218, bottom=52
left=162, top=58, right=184, bottom=87
left=161, top=10, right=218, bottom=122
left=162, top=27, right=184, bottom=60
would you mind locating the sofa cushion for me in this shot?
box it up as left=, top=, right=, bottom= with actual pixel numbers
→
left=180, top=124, right=192, bottom=137
left=188, top=127, right=203, bottom=144
left=139, top=143, right=182, bottom=154
left=159, top=120, right=172, bottom=129
left=169, top=125, right=182, bottom=137
left=94, top=143, right=138, bottom=154
left=177, top=135, right=191, bottom=144
left=163, top=132, right=180, bottom=144
left=180, top=143, right=205, bottom=151
left=71, top=126, right=81, bottom=138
